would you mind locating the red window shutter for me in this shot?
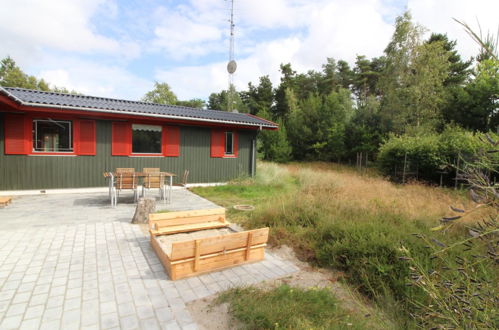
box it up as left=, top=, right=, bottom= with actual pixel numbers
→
left=210, top=130, right=225, bottom=158
left=112, top=122, right=131, bottom=156
left=76, top=120, right=96, bottom=155
left=233, top=132, right=239, bottom=158
left=162, top=126, right=180, bottom=157
left=4, top=114, right=29, bottom=154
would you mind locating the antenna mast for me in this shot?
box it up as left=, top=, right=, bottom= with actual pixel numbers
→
left=226, top=0, right=237, bottom=112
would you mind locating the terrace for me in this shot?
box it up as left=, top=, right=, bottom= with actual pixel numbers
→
left=0, top=190, right=298, bottom=329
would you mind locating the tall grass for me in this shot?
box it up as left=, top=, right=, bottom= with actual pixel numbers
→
left=193, top=162, right=496, bottom=327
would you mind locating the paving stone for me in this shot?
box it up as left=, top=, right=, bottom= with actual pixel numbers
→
left=101, top=312, right=120, bottom=329
left=61, top=308, right=81, bottom=328
left=1, top=315, right=23, bottom=329
left=39, top=319, right=61, bottom=330
left=19, top=317, right=42, bottom=330
left=100, top=301, right=117, bottom=314
left=11, top=292, right=31, bottom=304
left=46, top=295, right=65, bottom=308
left=42, top=306, right=63, bottom=322
left=136, top=304, right=155, bottom=320
left=140, top=317, right=161, bottom=330
left=162, top=320, right=181, bottom=330
left=64, top=297, right=82, bottom=311
left=120, top=314, right=140, bottom=330
left=155, top=307, right=174, bottom=323
left=6, top=302, right=27, bottom=316
left=118, top=302, right=136, bottom=317
left=24, top=304, right=45, bottom=319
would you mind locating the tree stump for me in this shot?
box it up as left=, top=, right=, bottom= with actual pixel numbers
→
left=132, top=198, right=156, bottom=224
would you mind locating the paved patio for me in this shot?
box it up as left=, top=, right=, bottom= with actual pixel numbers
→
left=0, top=190, right=298, bottom=329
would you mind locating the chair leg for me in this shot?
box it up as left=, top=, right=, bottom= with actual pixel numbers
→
left=111, top=187, right=116, bottom=207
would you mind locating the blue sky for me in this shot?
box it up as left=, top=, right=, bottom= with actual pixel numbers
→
left=0, top=0, right=497, bottom=101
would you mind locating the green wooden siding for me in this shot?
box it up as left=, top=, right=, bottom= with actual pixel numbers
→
left=0, top=114, right=257, bottom=190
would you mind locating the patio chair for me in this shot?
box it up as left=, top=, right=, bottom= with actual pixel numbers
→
left=116, top=168, right=135, bottom=173
left=142, top=168, right=167, bottom=203
left=173, top=169, right=189, bottom=188
left=111, top=172, right=138, bottom=207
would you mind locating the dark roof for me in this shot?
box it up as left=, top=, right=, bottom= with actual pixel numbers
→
left=0, top=87, right=277, bottom=129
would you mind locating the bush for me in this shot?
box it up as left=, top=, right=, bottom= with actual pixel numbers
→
left=377, top=127, right=497, bottom=184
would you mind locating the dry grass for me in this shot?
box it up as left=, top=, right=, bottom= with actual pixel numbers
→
left=278, top=162, right=487, bottom=226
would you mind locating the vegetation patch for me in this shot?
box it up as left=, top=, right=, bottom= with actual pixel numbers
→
left=195, top=162, right=496, bottom=327
left=217, top=285, right=364, bottom=330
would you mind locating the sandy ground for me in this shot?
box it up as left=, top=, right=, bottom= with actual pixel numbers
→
left=187, top=245, right=380, bottom=330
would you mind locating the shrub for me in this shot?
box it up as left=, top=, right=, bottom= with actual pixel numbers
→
left=377, top=127, right=497, bottom=184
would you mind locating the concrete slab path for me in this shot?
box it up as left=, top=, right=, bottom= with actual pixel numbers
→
left=0, top=190, right=298, bottom=329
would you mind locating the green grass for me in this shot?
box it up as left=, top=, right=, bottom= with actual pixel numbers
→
left=194, top=162, right=496, bottom=328
left=217, top=285, right=366, bottom=330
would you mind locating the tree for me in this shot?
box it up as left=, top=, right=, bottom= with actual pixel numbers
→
left=240, top=76, right=273, bottom=115
left=0, top=56, right=79, bottom=93
left=427, top=33, right=472, bottom=86
left=352, top=55, right=385, bottom=107
left=207, top=85, right=248, bottom=112
left=0, top=56, right=50, bottom=91
left=378, top=12, right=450, bottom=133
left=287, top=88, right=353, bottom=161
left=142, top=82, right=178, bottom=105
left=176, top=99, right=205, bottom=109
left=444, top=58, right=499, bottom=131
left=273, top=63, right=297, bottom=120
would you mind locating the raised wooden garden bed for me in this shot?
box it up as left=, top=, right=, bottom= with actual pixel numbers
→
left=149, top=208, right=269, bottom=280
left=0, top=196, right=12, bottom=207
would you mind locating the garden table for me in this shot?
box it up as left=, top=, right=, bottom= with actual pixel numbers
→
left=103, top=171, right=176, bottom=206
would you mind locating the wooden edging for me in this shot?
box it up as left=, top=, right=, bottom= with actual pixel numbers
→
left=170, top=243, right=267, bottom=265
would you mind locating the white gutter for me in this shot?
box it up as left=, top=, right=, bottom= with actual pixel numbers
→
left=0, top=87, right=277, bottom=129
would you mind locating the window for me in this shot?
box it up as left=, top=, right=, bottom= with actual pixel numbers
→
left=132, top=124, right=162, bottom=154
left=33, top=119, right=72, bottom=152
left=225, top=131, right=234, bottom=155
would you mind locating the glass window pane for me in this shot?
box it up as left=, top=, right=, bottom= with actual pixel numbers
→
left=33, top=119, right=72, bottom=152
left=132, top=124, right=162, bottom=154
left=225, top=132, right=233, bottom=155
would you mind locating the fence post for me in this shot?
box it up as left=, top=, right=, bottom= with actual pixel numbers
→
left=402, top=152, right=408, bottom=184
left=455, top=152, right=461, bottom=190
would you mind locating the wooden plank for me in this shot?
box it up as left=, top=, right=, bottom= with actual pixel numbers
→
left=150, top=221, right=230, bottom=236
left=245, top=232, right=253, bottom=261
left=0, top=196, right=12, bottom=206
left=172, top=248, right=265, bottom=280
left=149, top=208, right=225, bottom=221
left=194, top=240, right=201, bottom=271
left=151, top=214, right=226, bottom=228
left=170, top=243, right=267, bottom=265
left=150, top=235, right=173, bottom=279
left=170, top=228, right=269, bottom=261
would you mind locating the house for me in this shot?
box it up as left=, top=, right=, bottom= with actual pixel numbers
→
left=0, top=87, right=277, bottom=191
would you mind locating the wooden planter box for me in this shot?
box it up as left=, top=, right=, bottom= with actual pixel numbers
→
left=149, top=208, right=269, bottom=280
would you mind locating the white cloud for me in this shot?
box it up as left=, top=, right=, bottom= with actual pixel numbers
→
left=0, top=0, right=140, bottom=65
left=156, top=37, right=303, bottom=100
left=38, top=58, right=152, bottom=100
left=408, top=0, right=499, bottom=60
left=152, top=10, right=224, bottom=59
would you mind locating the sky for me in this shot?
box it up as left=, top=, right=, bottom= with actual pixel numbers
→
left=0, top=0, right=497, bottom=102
